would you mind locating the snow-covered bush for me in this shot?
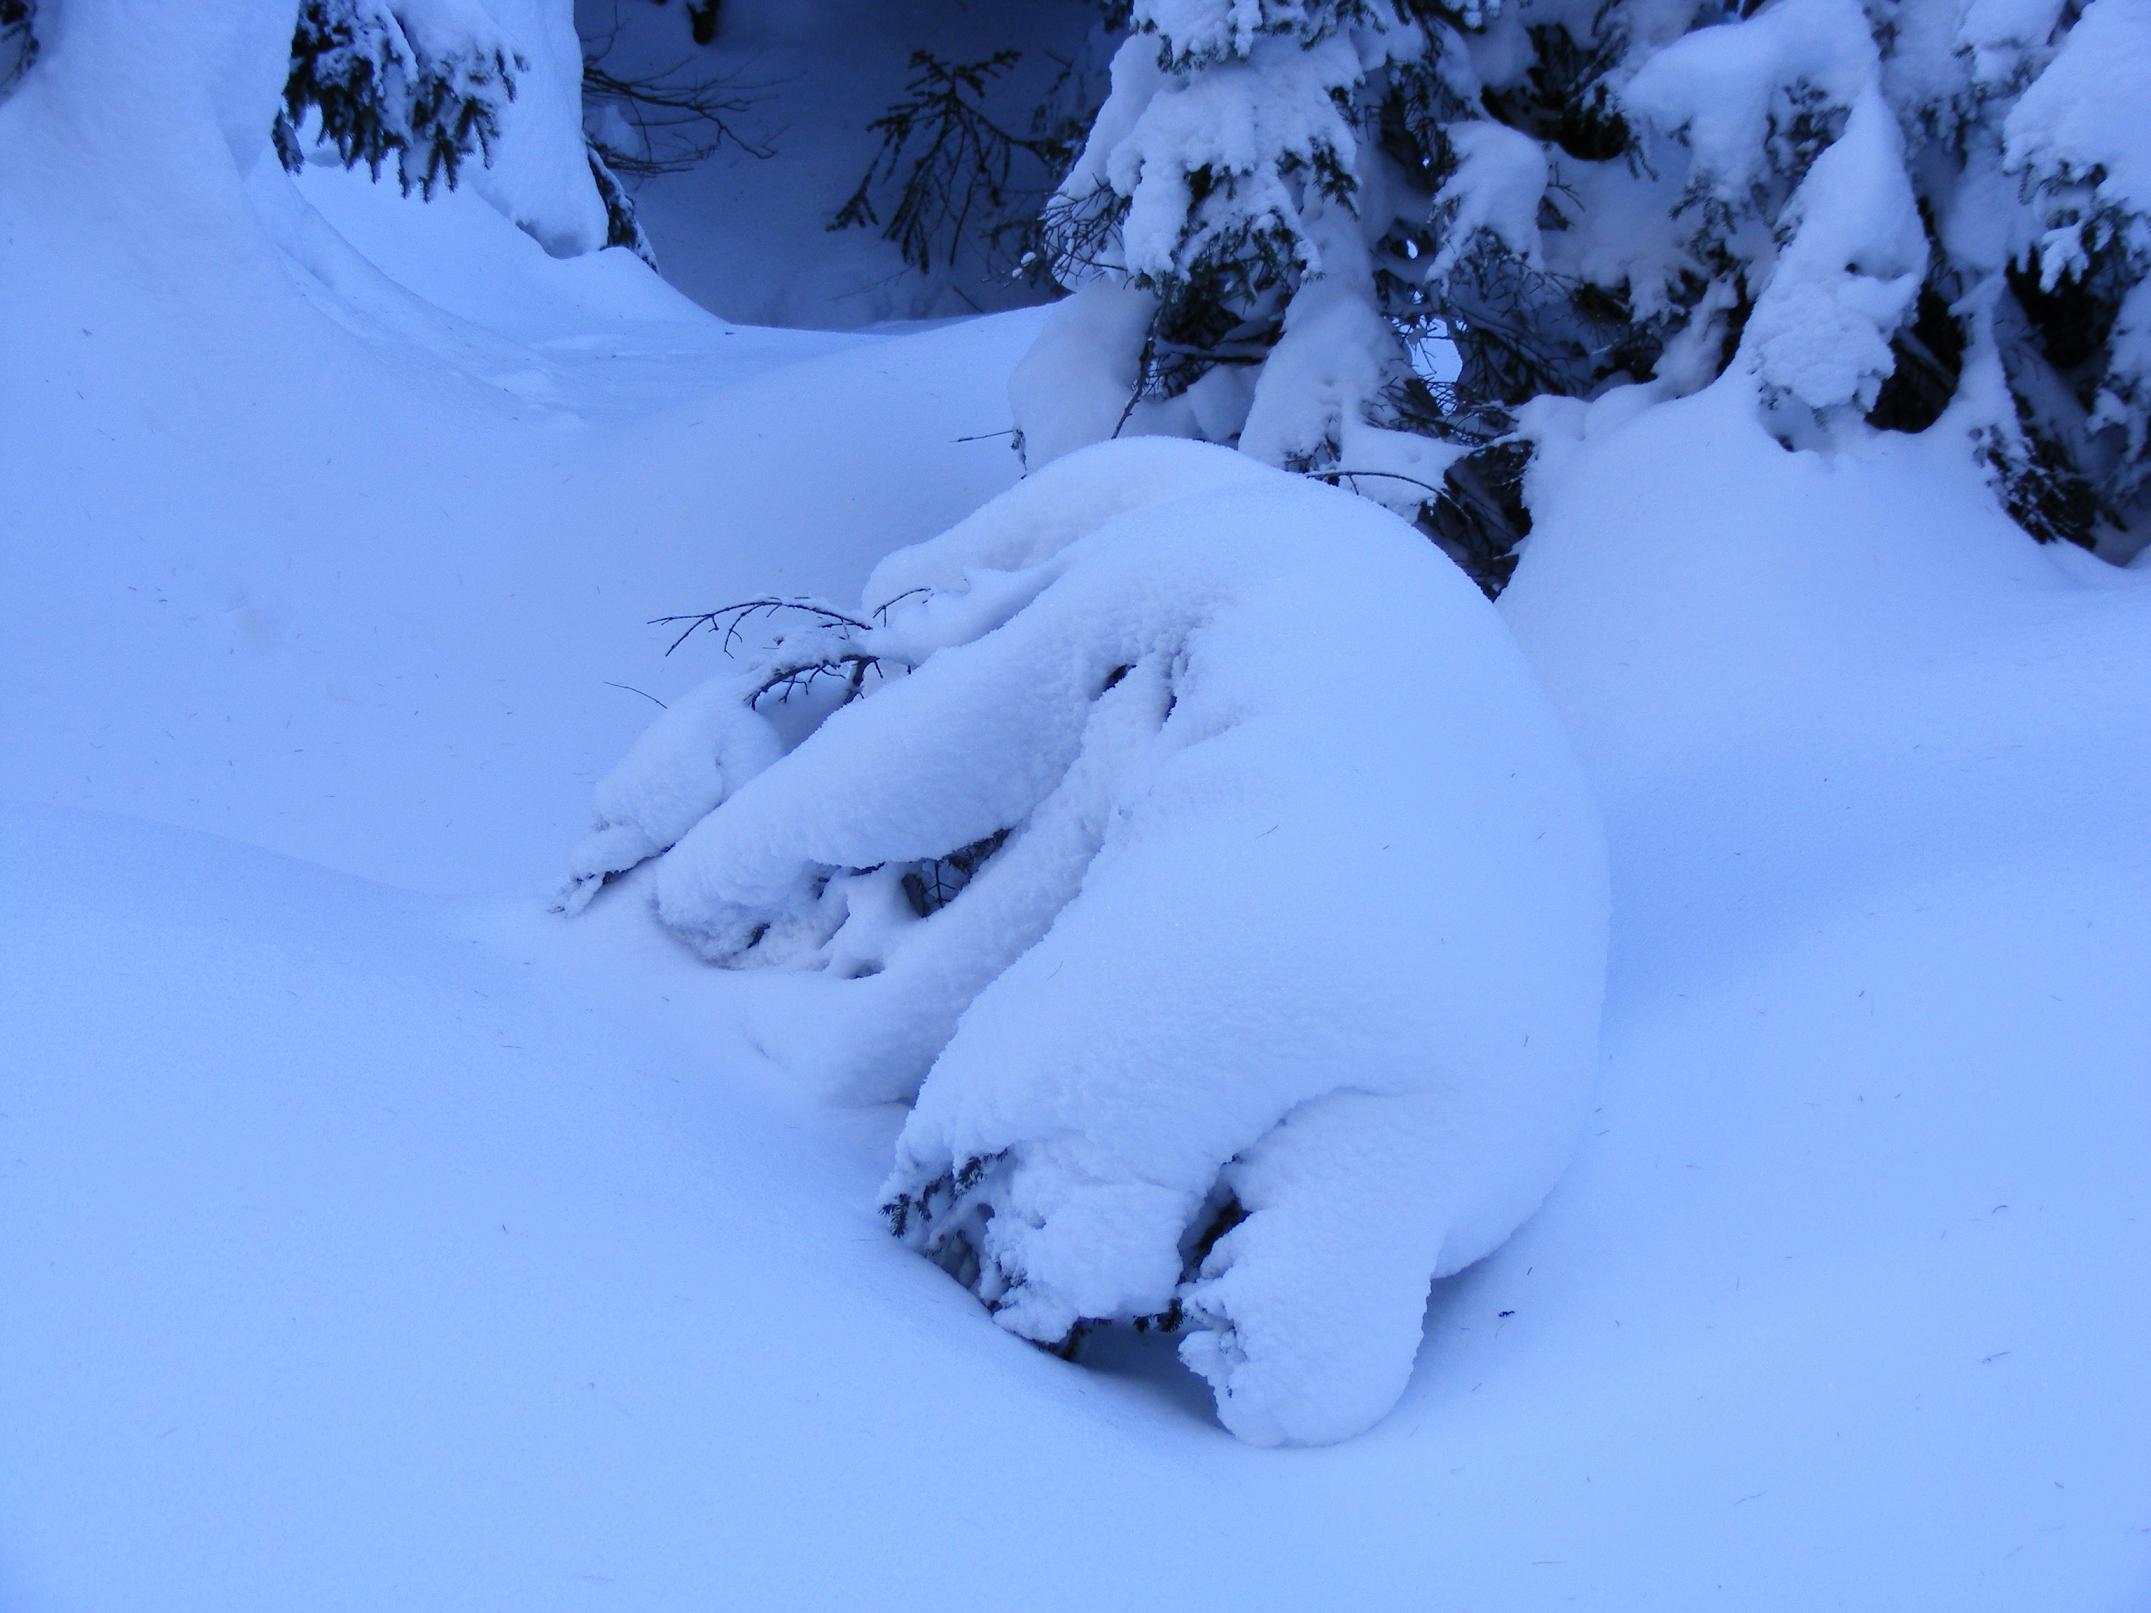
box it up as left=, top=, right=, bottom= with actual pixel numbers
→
left=1020, top=0, right=2151, bottom=576
left=562, top=439, right=1608, bottom=1444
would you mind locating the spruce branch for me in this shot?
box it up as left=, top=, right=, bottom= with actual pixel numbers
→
left=832, top=49, right=1077, bottom=275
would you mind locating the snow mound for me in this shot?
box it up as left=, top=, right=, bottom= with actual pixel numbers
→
left=565, top=438, right=1609, bottom=1444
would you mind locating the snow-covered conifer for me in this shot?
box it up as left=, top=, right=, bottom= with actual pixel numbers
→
left=1021, top=0, right=2151, bottom=578
left=1020, top=3, right=1444, bottom=494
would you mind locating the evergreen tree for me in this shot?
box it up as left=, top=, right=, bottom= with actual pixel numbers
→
left=1020, top=0, right=2151, bottom=586
left=1021, top=2, right=1431, bottom=484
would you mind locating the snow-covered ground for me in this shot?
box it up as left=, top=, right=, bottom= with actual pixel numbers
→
left=4, top=6, right=2149, bottom=1607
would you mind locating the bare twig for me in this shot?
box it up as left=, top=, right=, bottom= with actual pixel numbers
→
left=871, top=586, right=933, bottom=623
left=1308, top=467, right=1452, bottom=500
left=583, top=59, right=775, bottom=171
left=650, top=599, right=874, bottom=657
left=749, top=652, right=909, bottom=710
left=578, top=1, right=777, bottom=176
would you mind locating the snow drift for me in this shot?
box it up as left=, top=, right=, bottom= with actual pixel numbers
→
left=564, top=438, right=1609, bottom=1443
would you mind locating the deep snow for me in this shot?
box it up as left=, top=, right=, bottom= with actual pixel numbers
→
left=3, top=2, right=2150, bottom=1606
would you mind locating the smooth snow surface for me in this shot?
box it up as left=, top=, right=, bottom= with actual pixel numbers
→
left=4, top=1, right=2150, bottom=1604
left=0, top=28, right=1033, bottom=891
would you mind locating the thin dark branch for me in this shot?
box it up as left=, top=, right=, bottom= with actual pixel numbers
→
left=1307, top=467, right=1453, bottom=500
left=650, top=599, right=874, bottom=657
left=871, top=586, right=933, bottom=623
left=603, top=680, right=669, bottom=709
left=748, top=652, right=909, bottom=710
left=578, top=2, right=780, bottom=177
left=831, top=48, right=1075, bottom=275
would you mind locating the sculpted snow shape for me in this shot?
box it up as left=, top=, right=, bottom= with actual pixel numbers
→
left=565, top=438, right=1608, bottom=1444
